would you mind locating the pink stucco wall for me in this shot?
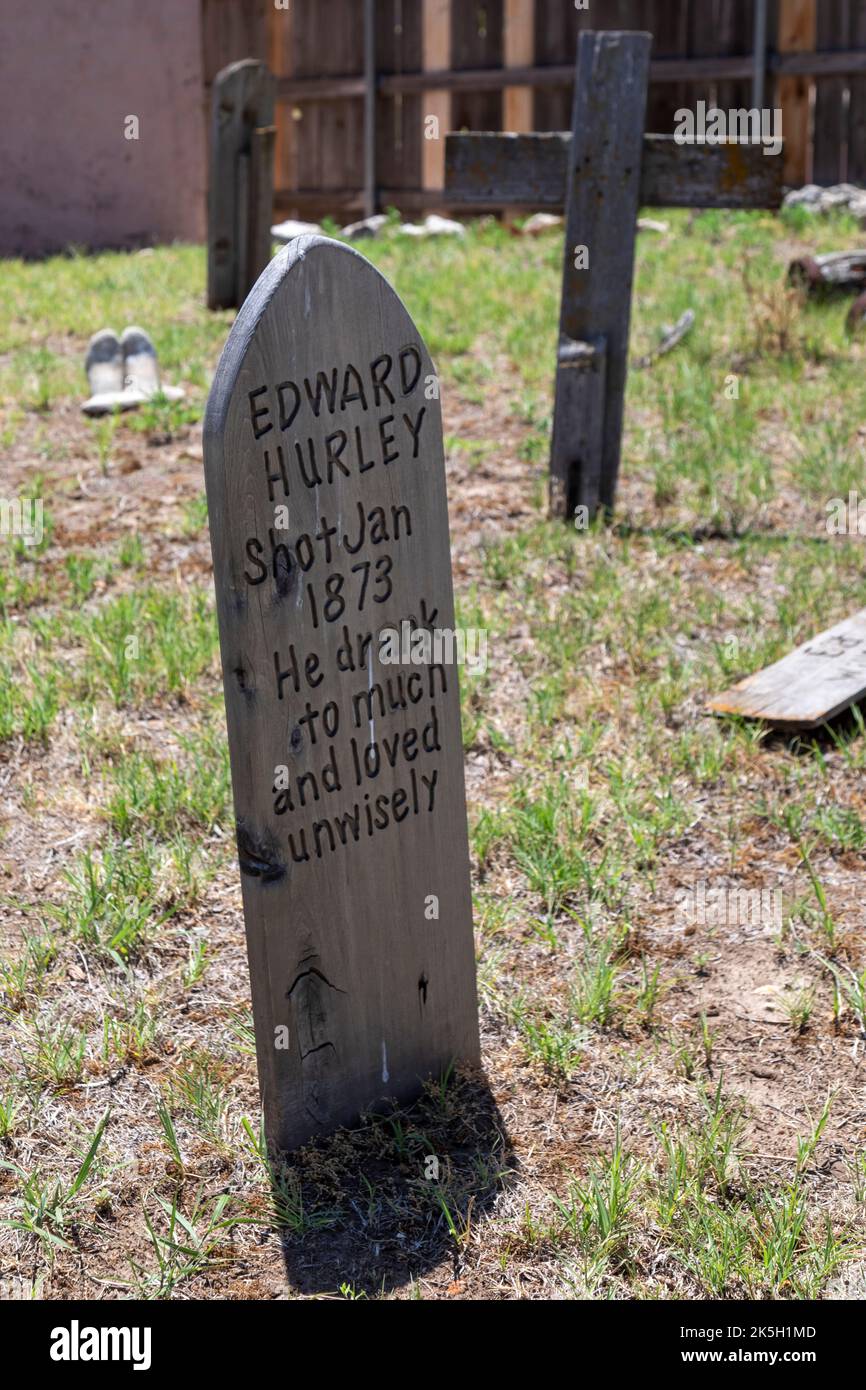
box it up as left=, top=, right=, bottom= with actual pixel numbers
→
left=0, top=0, right=207, bottom=256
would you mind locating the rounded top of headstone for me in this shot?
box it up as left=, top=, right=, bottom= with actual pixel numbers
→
left=204, top=235, right=425, bottom=455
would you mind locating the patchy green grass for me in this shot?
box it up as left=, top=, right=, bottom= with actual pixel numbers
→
left=1, top=209, right=866, bottom=1299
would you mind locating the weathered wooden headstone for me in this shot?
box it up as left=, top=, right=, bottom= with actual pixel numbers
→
left=204, top=236, right=480, bottom=1152
left=707, top=609, right=866, bottom=731
left=207, top=59, right=276, bottom=312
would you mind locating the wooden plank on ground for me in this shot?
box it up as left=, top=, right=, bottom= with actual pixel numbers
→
left=445, top=131, right=785, bottom=210
left=707, top=610, right=866, bottom=730
left=203, top=235, right=480, bottom=1151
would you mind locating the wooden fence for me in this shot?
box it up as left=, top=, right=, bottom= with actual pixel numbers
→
left=212, top=0, right=866, bottom=221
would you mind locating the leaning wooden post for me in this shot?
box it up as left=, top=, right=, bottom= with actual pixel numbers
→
left=549, top=31, right=651, bottom=522
left=207, top=59, right=276, bottom=311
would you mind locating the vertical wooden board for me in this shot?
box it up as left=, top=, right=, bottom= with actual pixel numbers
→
left=203, top=236, right=480, bottom=1152
left=423, top=0, right=452, bottom=193
left=375, top=0, right=419, bottom=199
left=552, top=30, right=650, bottom=518
left=503, top=0, right=535, bottom=133
left=532, top=0, right=585, bottom=131
left=376, top=0, right=423, bottom=197
left=701, top=0, right=755, bottom=119
left=812, top=0, right=849, bottom=184
left=269, top=0, right=298, bottom=207
left=208, top=59, right=275, bottom=311
left=292, top=0, right=364, bottom=207
left=776, top=0, right=817, bottom=186
left=202, top=0, right=269, bottom=87
left=451, top=0, right=503, bottom=133
left=364, top=0, right=377, bottom=217
left=847, top=0, right=866, bottom=182
left=643, top=0, right=692, bottom=137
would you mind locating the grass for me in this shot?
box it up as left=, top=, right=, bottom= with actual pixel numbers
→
left=1, top=208, right=866, bottom=1298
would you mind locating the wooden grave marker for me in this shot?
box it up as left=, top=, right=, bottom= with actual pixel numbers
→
left=207, top=59, right=276, bottom=312
left=445, top=29, right=784, bottom=521
left=204, top=235, right=480, bottom=1152
left=707, top=609, right=866, bottom=731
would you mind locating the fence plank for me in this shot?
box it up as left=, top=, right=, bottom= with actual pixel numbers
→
left=849, top=0, right=866, bottom=181
left=641, top=0, right=691, bottom=137
left=268, top=1, right=297, bottom=211
left=776, top=0, right=817, bottom=184
left=445, top=131, right=784, bottom=209
left=451, top=0, right=503, bottom=133
left=376, top=0, right=423, bottom=198
left=422, top=0, right=452, bottom=194
left=503, top=0, right=535, bottom=132
left=813, top=0, right=849, bottom=183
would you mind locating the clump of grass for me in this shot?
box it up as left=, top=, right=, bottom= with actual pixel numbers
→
left=0, top=1110, right=109, bottom=1261
left=44, top=842, right=168, bottom=965
left=0, top=929, right=56, bottom=1010
left=164, top=1054, right=233, bottom=1155
left=571, top=924, right=625, bottom=1028
left=101, top=997, right=161, bottom=1066
left=20, top=1019, right=89, bottom=1090
left=517, top=1009, right=587, bottom=1081
left=554, top=1126, right=642, bottom=1278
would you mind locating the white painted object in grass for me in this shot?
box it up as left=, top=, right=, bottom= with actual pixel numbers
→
left=270, top=218, right=322, bottom=243
left=81, top=326, right=185, bottom=417
left=521, top=213, right=563, bottom=236
left=340, top=214, right=389, bottom=239
left=398, top=214, right=466, bottom=238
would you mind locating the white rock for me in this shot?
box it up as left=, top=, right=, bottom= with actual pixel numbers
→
left=340, top=214, right=389, bottom=239
left=637, top=217, right=669, bottom=234
left=783, top=183, right=866, bottom=217
left=398, top=214, right=466, bottom=238
left=521, top=212, right=563, bottom=236
left=270, top=219, right=322, bottom=243
left=783, top=184, right=822, bottom=208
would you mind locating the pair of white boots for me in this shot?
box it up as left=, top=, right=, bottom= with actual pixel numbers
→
left=82, top=327, right=185, bottom=417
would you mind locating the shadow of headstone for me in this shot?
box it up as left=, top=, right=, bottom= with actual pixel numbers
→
left=268, top=1067, right=515, bottom=1296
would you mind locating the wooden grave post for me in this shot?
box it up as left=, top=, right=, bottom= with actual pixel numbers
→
left=207, top=59, right=277, bottom=312
left=551, top=31, right=650, bottom=521
left=444, top=29, right=784, bottom=522
left=203, top=236, right=480, bottom=1152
